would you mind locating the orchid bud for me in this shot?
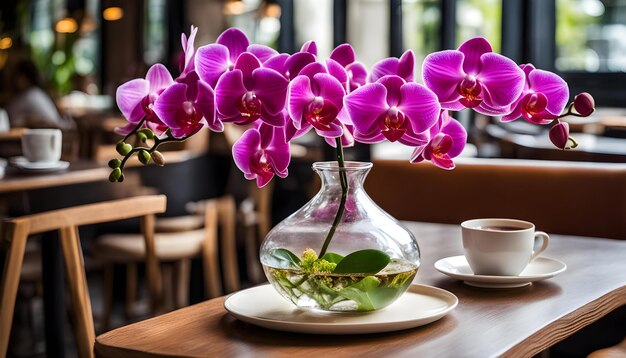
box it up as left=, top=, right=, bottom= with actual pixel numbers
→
left=151, top=151, right=165, bottom=166
left=137, top=132, right=148, bottom=143
left=116, top=142, right=132, bottom=156
left=573, top=92, right=595, bottom=117
left=549, top=122, right=570, bottom=149
left=139, top=128, right=155, bottom=139
left=109, top=168, right=121, bottom=182
left=138, top=150, right=151, bottom=165
left=117, top=173, right=125, bottom=182
left=108, top=158, right=121, bottom=169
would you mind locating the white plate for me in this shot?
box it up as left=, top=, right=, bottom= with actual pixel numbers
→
left=224, top=284, right=457, bottom=334
left=9, top=156, right=69, bottom=172
left=435, top=255, right=567, bottom=288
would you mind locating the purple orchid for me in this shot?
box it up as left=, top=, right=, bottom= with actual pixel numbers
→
left=195, top=27, right=250, bottom=88
left=344, top=75, right=440, bottom=145
left=368, top=50, right=415, bottom=83
left=232, top=123, right=290, bottom=187
left=288, top=73, right=346, bottom=139
left=152, top=71, right=216, bottom=138
left=329, top=44, right=368, bottom=92
left=502, top=64, right=569, bottom=124
left=410, top=110, right=467, bottom=170
left=178, top=25, right=198, bottom=78
left=423, top=37, right=525, bottom=115
left=115, top=63, right=174, bottom=135
left=215, top=52, right=288, bottom=127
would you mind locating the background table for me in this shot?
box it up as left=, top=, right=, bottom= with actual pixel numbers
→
left=95, top=222, right=626, bottom=357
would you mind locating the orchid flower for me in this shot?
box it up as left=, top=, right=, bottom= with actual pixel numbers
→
left=411, top=110, right=467, bottom=170
left=115, top=63, right=174, bottom=135
left=344, top=75, right=440, bottom=145
left=502, top=64, right=569, bottom=124
left=215, top=52, right=288, bottom=127
left=153, top=71, right=215, bottom=138
left=195, top=28, right=250, bottom=88
left=368, top=50, right=415, bottom=83
left=178, top=25, right=198, bottom=78
left=288, top=73, right=346, bottom=139
left=423, top=37, right=525, bottom=115
left=232, top=123, right=290, bottom=187
left=329, top=44, right=368, bottom=92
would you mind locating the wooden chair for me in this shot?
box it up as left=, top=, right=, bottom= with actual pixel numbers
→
left=92, top=195, right=238, bottom=328
left=0, top=195, right=167, bottom=358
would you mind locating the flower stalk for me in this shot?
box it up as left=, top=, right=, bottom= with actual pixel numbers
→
left=318, top=138, right=348, bottom=258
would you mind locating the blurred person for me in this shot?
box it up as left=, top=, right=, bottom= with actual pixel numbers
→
left=5, top=59, right=73, bottom=129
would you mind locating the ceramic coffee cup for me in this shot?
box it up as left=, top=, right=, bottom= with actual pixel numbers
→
left=21, top=129, right=62, bottom=163
left=461, top=218, right=550, bottom=276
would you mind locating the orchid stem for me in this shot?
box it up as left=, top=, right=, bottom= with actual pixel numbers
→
left=318, top=138, right=348, bottom=258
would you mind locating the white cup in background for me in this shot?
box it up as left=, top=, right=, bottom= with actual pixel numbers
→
left=0, top=109, right=9, bottom=132
left=21, top=129, right=62, bottom=163
left=461, top=218, right=550, bottom=276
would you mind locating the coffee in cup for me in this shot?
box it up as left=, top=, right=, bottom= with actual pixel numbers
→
left=461, top=218, right=549, bottom=276
left=21, top=129, right=62, bottom=163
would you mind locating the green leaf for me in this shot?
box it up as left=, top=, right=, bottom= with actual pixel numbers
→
left=338, top=277, right=402, bottom=311
left=333, top=249, right=391, bottom=274
left=320, top=252, right=344, bottom=264
left=267, top=248, right=301, bottom=269
left=337, top=276, right=380, bottom=311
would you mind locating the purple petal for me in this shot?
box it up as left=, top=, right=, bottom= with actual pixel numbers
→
left=344, top=83, right=388, bottom=135
left=300, top=41, right=318, bottom=56
left=378, top=75, right=405, bottom=107
left=476, top=102, right=513, bottom=116
left=215, top=70, right=247, bottom=118
left=326, top=59, right=349, bottom=90
left=501, top=100, right=523, bottom=122
left=146, top=64, right=174, bottom=92
left=252, top=68, right=289, bottom=115
left=114, top=122, right=136, bottom=136
left=181, top=25, right=198, bottom=74
left=477, top=53, right=525, bottom=108
left=264, top=54, right=289, bottom=77
left=398, top=83, right=441, bottom=133
left=422, top=50, right=465, bottom=103
left=195, top=80, right=221, bottom=132
left=153, top=83, right=187, bottom=128
left=312, top=73, right=346, bottom=111
left=258, top=122, right=275, bottom=148
left=217, top=27, right=250, bottom=63
left=195, top=44, right=231, bottom=88
left=287, top=75, right=315, bottom=128
left=247, top=44, right=278, bottom=63
left=458, top=37, right=492, bottom=75
left=354, top=129, right=386, bottom=144
left=182, top=71, right=199, bottom=101
left=441, top=118, right=467, bottom=158
left=266, top=128, right=290, bottom=174
left=330, top=44, right=355, bottom=67
left=116, top=79, right=149, bottom=122
left=346, top=62, right=368, bottom=92
left=285, top=120, right=312, bottom=141
left=368, top=58, right=398, bottom=83
left=410, top=145, right=427, bottom=163
left=235, top=52, right=262, bottom=89
left=170, top=122, right=204, bottom=139
left=313, top=120, right=343, bottom=138
left=285, top=52, right=316, bottom=79
left=528, top=69, right=569, bottom=116
left=260, top=107, right=286, bottom=127
left=398, top=50, right=415, bottom=82
left=299, top=62, right=327, bottom=80
left=398, top=130, right=430, bottom=147
left=233, top=128, right=261, bottom=174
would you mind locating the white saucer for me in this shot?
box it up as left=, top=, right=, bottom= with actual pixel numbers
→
left=9, top=157, right=69, bottom=172
left=224, top=284, right=457, bottom=334
left=435, top=255, right=566, bottom=288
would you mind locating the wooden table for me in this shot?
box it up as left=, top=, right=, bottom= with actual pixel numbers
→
left=0, top=161, right=109, bottom=194
left=95, top=222, right=626, bottom=357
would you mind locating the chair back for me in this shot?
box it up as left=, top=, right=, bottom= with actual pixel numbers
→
left=0, top=195, right=167, bottom=358
left=366, top=159, right=626, bottom=240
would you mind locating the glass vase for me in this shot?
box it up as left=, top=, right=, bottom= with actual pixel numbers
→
left=260, top=161, right=420, bottom=312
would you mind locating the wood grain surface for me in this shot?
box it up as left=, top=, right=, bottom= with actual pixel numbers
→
left=0, top=161, right=109, bottom=193
left=95, top=222, right=626, bottom=358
